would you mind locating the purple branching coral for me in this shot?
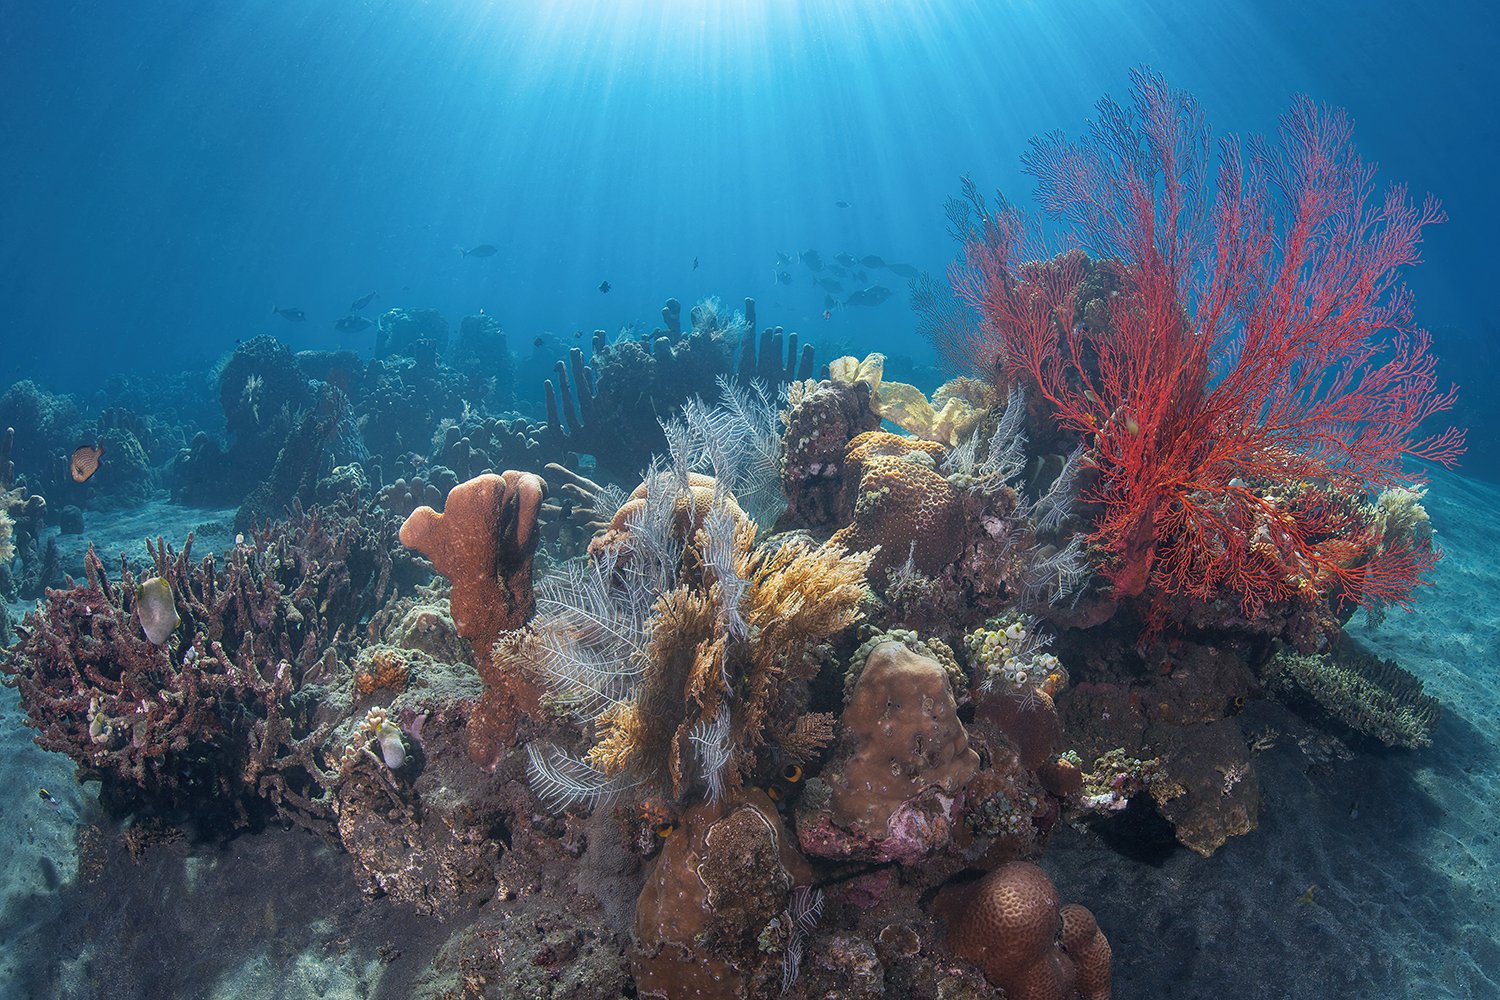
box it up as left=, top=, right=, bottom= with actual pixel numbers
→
left=0, top=499, right=417, bottom=833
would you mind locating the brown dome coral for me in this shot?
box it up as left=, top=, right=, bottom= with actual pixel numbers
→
left=938, top=861, right=1111, bottom=1000
left=796, top=640, right=978, bottom=863
left=830, top=431, right=963, bottom=578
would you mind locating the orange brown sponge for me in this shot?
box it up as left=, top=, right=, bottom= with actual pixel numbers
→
left=399, top=470, right=546, bottom=767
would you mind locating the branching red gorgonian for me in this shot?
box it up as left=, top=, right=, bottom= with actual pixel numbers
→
left=939, top=69, right=1463, bottom=615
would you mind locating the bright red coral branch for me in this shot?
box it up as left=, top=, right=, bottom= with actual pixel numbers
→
left=944, top=69, right=1464, bottom=614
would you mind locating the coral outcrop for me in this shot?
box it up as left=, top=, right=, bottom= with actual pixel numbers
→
left=632, top=793, right=814, bottom=999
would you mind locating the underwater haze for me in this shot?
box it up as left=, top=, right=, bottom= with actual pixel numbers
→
left=2, top=2, right=1499, bottom=999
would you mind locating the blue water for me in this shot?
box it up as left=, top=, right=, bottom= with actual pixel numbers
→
left=4, top=2, right=1496, bottom=410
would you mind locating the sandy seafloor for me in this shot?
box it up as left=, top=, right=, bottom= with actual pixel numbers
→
left=1, top=472, right=1496, bottom=1000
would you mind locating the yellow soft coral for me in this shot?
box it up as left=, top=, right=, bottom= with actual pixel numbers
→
left=830, top=352, right=988, bottom=445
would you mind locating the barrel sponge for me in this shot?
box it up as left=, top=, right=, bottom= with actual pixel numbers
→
left=830, top=431, right=963, bottom=578
left=1061, top=903, right=1112, bottom=1000
left=836, top=641, right=976, bottom=827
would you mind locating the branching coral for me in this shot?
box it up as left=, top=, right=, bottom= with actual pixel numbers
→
left=1266, top=640, right=1439, bottom=748
left=1, top=498, right=408, bottom=831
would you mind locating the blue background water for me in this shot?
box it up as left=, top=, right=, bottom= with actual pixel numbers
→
left=2, top=0, right=1494, bottom=449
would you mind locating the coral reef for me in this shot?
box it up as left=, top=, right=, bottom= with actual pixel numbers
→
left=375, top=307, right=450, bottom=359
left=0, top=78, right=1469, bottom=994
left=0, top=498, right=415, bottom=830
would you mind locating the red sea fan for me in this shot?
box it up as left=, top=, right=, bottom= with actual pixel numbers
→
left=943, top=69, right=1464, bottom=615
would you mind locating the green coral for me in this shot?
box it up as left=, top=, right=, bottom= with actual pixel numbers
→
left=1267, top=642, right=1440, bottom=749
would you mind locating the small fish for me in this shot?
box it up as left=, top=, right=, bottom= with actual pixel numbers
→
left=136, top=576, right=181, bottom=645
left=38, top=788, right=58, bottom=807
left=774, top=251, right=793, bottom=267
left=692, top=256, right=699, bottom=270
left=888, top=262, right=920, bottom=279
left=775, top=271, right=792, bottom=285
left=333, top=314, right=374, bottom=333
left=823, top=294, right=837, bottom=310
left=835, top=200, right=850, bottom=208
left=822, top=309, right=832, bottom=320
left=653, top=822, right=676, bottom=838
left=271, top=306, right=306, bottom=322
left=533, top=337, right=545, bottom=347
left=70, top=441, right=104, bottom=483
left=349, top=291, right=377, bottom=311
left=598, top=280, right=611, bottom=293
left=1296, top=884, right=1318, bottom=904
left=815, top=277, right=844, bottom=293
left=572, top=329, right=583, bottom=339
left=861, top=254, right=886, bottom=269
left=461, top=244, right=498, bottom=258
left=833, top=252, right=858, bottom=267
left=799, top=249, right=824, bottom=272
